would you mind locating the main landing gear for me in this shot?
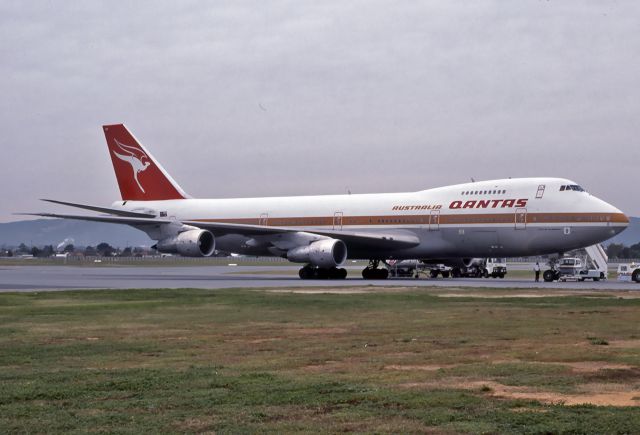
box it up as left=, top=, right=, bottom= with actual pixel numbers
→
left=298, top=264, right=347, bottom=280
left=362, top=260, right=389, bottom=280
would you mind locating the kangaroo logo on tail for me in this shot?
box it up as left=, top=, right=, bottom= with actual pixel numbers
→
left=112, top=139, right=151, bottom=193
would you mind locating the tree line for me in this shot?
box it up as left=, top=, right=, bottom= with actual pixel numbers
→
left=605, top=243, right=640, bottom=260
left=1, top=243, right=150, bottom=258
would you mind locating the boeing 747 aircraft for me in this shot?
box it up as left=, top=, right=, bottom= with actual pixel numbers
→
left=27, top=124, right=629, bottom=279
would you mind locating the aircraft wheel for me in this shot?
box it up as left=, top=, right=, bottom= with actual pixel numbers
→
left=543, top=270, right=555, bottom=282
left=498, top=273, right=505, bottom=279
left=315, top=268, right=329, bottom=279
left=338, top=268, right=347, bottom=279
left=430, top=270, right=439, bottom=278
left=451, top=267, right=461, bottom=278
left=483, top=270, right=489, bottom=278
left=299, top=266, right=312, bottom=279
left=363, top=268, right=388, bottom=280
left=632, top=270, right=640, bottom=283
left=442, top=271, right=450, bottom=278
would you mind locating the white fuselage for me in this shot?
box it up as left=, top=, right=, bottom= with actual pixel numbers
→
left=114, top=177, right=628, bottom=260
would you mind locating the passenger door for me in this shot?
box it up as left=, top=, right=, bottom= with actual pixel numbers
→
left=333, top=211, right=343, bottom=230
left=515, top=208, right=527, bottom=230
left=259, top=213, right=269, bottom=226
left=429, top=210, right=440, bottom=231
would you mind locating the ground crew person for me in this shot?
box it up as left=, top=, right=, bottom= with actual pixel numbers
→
left=534, top=262, right=541, bottom=282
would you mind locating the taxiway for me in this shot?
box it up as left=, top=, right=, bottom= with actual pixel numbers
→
left=0, top=265, right=637, bottom=292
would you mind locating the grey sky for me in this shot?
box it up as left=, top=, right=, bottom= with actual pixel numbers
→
left=1, top=1, right=639, bottom=222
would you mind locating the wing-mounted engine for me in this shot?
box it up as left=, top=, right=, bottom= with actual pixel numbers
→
left=287, top=239, right=347, bottom=268
left=155, top=229, right=215, bottom=257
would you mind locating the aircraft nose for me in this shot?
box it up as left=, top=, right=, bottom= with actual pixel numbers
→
left=595, top=196, right=629, bottom=236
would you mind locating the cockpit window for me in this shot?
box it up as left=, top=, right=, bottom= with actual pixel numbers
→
left=560, top=185, right=585, bottom=192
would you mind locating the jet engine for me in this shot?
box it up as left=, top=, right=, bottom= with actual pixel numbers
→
left=156, top=229, right=215, bottom=257
left=287, top=239, right=347, bottom=268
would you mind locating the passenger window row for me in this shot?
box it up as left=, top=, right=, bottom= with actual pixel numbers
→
left=461, top=189, right=506, bottom=195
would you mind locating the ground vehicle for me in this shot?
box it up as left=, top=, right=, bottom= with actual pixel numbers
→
left=617, top=263, right=640, bottom=283
left=543, top=244, right=608, bottom=282
left=388, top=260, right=421, bottom=278
left=450, top=258, right=484, bottom=278
left=450, top=258, right=506, bottom=278
left=388, top=260, right=451, bottom=278
left=548, top=257, right=606, bottom=282
left=428, top=264, right=452, bottom=278
left=483, top=258, right=507, bottom=278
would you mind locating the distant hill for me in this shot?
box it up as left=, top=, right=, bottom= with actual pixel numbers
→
left=1, top=216, right=638, bottom=250
left=0, top=219, right=151, bottom=248
left=605, top=216, right=640, bottom=246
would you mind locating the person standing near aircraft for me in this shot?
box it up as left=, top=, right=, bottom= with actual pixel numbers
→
left=534, top=262, right=541, bottom=282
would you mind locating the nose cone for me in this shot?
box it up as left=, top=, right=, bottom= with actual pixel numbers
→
left=592, top=195, right=629, bottom=238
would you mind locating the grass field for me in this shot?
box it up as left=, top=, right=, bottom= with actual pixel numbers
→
left=1, top=286, right=640, bottom=433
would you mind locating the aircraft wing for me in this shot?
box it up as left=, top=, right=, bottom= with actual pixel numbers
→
left=23, top=209, right=420, bottom=250
left=184, top=220, right=421, bottom=249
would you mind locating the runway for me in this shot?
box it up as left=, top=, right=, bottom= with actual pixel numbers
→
left=1, top=265, right=638, bottom=292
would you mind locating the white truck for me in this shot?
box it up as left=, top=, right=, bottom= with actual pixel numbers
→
left=562, top=257, right=605, bottom=281
left=617, top=263, right=640, bottom=283
left=543, top=244, right=608, bottom=282
left=546, top=256, right=606, bottom=282
left=482, top=258, right=507, bottom=278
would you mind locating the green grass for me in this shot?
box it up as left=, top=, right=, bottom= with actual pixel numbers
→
left=1, top=287, right=640, bottom=433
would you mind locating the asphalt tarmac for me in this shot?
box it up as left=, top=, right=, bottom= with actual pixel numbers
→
left=1, top=265, right=638, bottom=292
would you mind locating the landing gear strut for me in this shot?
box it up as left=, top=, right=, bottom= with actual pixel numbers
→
left=543, top=257, right=562, bottom=282
left=299, top=264, right=347, bottom=280
left=362, top=260, right=389, bottom=280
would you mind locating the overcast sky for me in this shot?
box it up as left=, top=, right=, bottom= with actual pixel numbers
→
left=1, top=1, right=639, bottom=222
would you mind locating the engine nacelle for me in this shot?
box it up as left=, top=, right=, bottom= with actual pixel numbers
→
left=156, top=229, right=215, bottom=257
left=287, top=239, right=347, bottom=268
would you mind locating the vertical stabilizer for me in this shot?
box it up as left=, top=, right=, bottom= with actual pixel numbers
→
left=103, top=124, right=189, bottom=201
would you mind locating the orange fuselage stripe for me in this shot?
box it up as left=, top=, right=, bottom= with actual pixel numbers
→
left=190, top=212, right=628, bottom=227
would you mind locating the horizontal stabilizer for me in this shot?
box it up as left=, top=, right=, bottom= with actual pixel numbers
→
left=18, top=213, right=172, bottom=226
left=41, top=199, right=156, bottom=218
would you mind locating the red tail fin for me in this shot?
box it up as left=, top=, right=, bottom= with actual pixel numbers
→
left=103, top=124, right=188, bottom=201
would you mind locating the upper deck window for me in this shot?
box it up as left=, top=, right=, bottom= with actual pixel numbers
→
left=560, top=185, right=585, bottom=192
